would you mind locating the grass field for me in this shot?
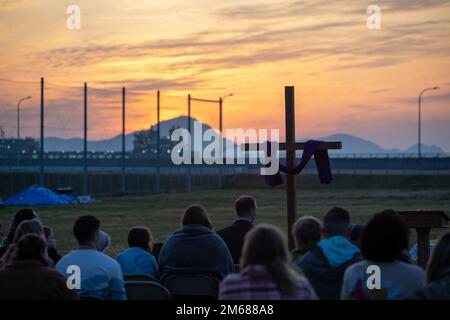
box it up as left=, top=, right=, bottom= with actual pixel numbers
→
left=1, top=187, right=450, bottom=257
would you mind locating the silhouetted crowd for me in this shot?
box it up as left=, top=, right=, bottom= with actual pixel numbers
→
left=0, top=196, right=449, bottom=300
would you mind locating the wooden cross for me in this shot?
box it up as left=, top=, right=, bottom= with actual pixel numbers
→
left=243, top=86, right=342, bottom=244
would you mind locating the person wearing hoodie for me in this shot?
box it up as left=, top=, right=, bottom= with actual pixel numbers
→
left=295, top=207, right=361, bottom=300
left=158, top=205, right=234, bottom=283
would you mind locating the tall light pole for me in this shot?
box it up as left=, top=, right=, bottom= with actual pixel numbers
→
left=418, top=87, right=439, bottom=161
left=17, top=96, right=31, bottom=139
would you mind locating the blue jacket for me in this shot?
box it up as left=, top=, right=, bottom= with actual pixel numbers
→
left=295, top=236, right=361, bottom=300
left=116, top=247, right=158, bottom=277
left=158, top=224, right=234, bottom=282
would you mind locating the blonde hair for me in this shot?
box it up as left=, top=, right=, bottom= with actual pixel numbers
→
left=241, top=224, right=303, bottom=296
left=14, top=219, right=45, bottom=243
left=1, top=219, right=49, bottom=266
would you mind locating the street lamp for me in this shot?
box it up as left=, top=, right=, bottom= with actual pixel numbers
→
left=219, top=93, right=234, bottom=134
left=17, top=96, right=32, bottom=140
left=418, top=87, right=439, bottom=161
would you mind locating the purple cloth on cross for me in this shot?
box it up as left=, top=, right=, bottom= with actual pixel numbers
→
left=265, top=140, right=333, bottom=186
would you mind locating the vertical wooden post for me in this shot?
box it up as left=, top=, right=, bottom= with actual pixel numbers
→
left=417, top=228, right=430, bottom=269
left=39, top=77, right=44, bottom=186
left=83, top=82, right=88, bottom=195
left=285, top=86, right=296, bottom=248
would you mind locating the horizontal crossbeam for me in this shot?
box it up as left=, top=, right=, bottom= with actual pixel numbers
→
left=189, top=97, right=220, bottom=104
left=241, top=141, right=342, bottom=151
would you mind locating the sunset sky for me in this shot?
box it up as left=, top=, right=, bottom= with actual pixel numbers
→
left=0, top=0, right=449, bottom=151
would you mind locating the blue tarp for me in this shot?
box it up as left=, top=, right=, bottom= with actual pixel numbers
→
left=2, top=185, right=80, bottom=206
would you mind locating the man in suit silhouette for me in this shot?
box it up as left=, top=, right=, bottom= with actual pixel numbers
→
left=217, top=195, right=257, bottom=264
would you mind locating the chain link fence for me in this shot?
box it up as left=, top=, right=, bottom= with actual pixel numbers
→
left=1, top=78, right=449, bottom=199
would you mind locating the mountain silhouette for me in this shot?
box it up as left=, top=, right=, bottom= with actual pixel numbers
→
left=42, top=116, right=447, bottom=155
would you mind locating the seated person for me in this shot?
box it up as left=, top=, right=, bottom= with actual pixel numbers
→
left=0, top=208, right=39, bottom=258
left=116, top=226, right=158, bottom=277
left=409, top=241, right=437, bottom=264
left=217, top=195, right=256, bottom=264
left=410, top=232, right=450, bottom=300
left=295, top=207, right=361, bottom=300
left=44, top=226, right=62, bottom=264
left=0, top=234, right=79, bottom=300
left=158, top=205, right=234, bottom=282
left=1, top=219, right=54, bottom=267
left=0, top=208, right=61, bottom=265
left=341, top=210, right=425, bottom=300
left=56, top=215, right=126, bottom=300
left=219, top=224, right=317, bottom=300
left=291, top=215, right=322, bottom=260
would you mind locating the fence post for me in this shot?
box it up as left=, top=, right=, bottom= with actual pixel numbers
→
left=218, top=97, right=223, bottom=189
left=156, top=90, right=161, bottom=193
left=121, top=87, right=126, bottom=195
left=83, top=82, right=88, bottom=194
left=187, top=94, right=192, bottom=191
left=39, top=77, right=45, bottom=186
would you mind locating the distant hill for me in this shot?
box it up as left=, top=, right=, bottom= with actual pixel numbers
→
left=44, top=116, right=229, bottom=152
left=320, top=134, right=401, bottom=154
left=44, top=135, right=134, bottom=152
left=320, top=134, right=446, bottom=155
left=403, top=144, right=446, bottom=154
left=42, top=117, right=448, bottom=155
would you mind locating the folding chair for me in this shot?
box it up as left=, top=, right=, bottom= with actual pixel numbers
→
left=125, top=281, right=171, bottom=300
left=163, top=274, right=219, bottom=300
